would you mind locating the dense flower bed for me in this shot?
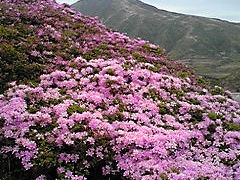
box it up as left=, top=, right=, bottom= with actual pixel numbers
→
left=0, top=0, right=240, bottom=180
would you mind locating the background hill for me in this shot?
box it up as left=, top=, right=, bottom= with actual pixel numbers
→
left=72, top=0, right=240, bottom=92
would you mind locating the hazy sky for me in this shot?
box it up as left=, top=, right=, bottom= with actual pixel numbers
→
left=56, top=0, right=240, bottom=22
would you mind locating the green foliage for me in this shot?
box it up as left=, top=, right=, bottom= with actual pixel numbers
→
left=113, top=98, right=127, bottom=112
left=0, top=25, right=18, bottom=39
left=27, top=107, right=40, bottom=114
left=28, top=78, right=41, bottom=87
left=208, top=112, right=222, bottom=120
left=97, top=101, right=107, bottom=110
left=103, top=112, right=124, bottom=123
left=33, top=140, right=58, bottom=167
left=159, top=173, right=169, bottom=180
left=48, top=98, right=64, bottom=105
left=83, top=48, right=103, bottom=60
left=156, top=48, right=164, bottom=55
left=143, top=88, right=162, bottom=101
left=181, top=85, right=192, bottom=93
left=0, top=118, right=4, bottom=128
left=90, top=77, right=99, bottom=83
left=207, top=124, right=217, bottom=133
left=167, top=168, right=180, bottom=174
left=159, top=125, right=176, bottom=130
left=221, top=158, right=238, bottom=166
left=67, top=104, right=87, bottom=115
left=35, top=44, right=46, bottom=52
left=71, top=123, right=86, bottom=132
left=197, top=177, right=210, bottom=180
left=106, top=79, right=117, bottom=87
left=63, top=29, right=77, bottom=37
left=92, top=67, right=101, bottom=74
left=189, top=109, right=203, bottom=123
left=157, top=103, right=169, bottom=115
left=15, top=23, right=32, bottom=36
left=170, top=88, right=184, bottom=98
left=0, top=43, right=23, bottom=62
left=99, top=43, right=109, bottom=50
left=190, top=137, right=198, bottom=146
left=0, top=154, right=47, bottom=180
left=59, top=88, right=68, bottom=95
left=70, top=62, right=78, bottom=68
left=148, top=66, right=159, bottom=72
left=196, top=77, right=208, bottom=87
left=224, top=122, right=240, bottom=131
left=69, top=47, right=81, bottom=56
left=132, top=52, right=147, bottom=63
left=122, top=64, right=132, bottom=70
left=119, top=48, right=127, bottom=54
left=106, top=68, right=115, bottom=75
left=189, top=98, right=200, bottom=105
left=0, top=41, right=44, bottom=93
left=142, top=44, right=164, bottom=55
left=29, top=123, right=58, bottom=135
left=217, top=98, right=226, bottom=103
left=211, top=87, right=225, bottom=95
left=142, top=44, right=151, bottom=50
left=178, top=71, right=188, bottom=78
left=148, top=63, right=164, bottom=72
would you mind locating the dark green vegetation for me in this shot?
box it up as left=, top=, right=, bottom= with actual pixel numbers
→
left=72, top=0, right=240, bottom=92
left=0, top=2, right=101, bottom=94
left=0, top=25, right=44, bottom=92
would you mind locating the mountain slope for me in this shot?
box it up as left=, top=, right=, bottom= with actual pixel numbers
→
left=72, top=0, right=240, bottom=91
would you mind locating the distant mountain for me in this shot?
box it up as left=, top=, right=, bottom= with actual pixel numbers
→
left=72, top=0, right=240, bottom=92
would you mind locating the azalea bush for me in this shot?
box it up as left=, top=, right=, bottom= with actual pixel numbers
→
left=0, top=0, right=240, bottom=180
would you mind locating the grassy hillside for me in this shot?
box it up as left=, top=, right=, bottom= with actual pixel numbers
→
left=72, top=0, right=240, bottom=92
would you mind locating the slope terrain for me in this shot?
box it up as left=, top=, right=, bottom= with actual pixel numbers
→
left=72, top=0, right=240, bottom=92
left=0, top=0, right=240, bottom=180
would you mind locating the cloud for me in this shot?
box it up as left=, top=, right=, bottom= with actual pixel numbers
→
left=56, top=0, right=77, bottom=5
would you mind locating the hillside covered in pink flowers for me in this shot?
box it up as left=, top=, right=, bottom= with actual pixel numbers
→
left=0, top=0, right=240, bottom=180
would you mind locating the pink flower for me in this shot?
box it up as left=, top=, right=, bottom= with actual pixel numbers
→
left=30, top=50, right=41, bottom=57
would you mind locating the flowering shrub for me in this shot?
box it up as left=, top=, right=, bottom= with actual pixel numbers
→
left=0, top=0, right=191, bottom=93
left=0, top=0, right=240, bottom=180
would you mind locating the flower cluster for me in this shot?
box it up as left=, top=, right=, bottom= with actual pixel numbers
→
left=0, top=0, right=240, bottom=180
left=1, top=57, right=240, bottom=179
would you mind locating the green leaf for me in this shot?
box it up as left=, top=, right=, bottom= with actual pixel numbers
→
left=67, top=104, right=87, bottom=115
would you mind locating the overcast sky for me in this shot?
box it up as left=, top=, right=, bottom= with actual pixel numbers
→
left=56, top=0, right=240, bottom=22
